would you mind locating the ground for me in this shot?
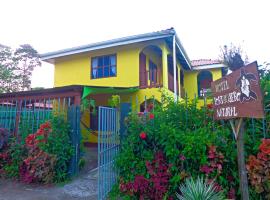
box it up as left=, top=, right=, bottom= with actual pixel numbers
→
left=0, top=147, right=98, bottom=200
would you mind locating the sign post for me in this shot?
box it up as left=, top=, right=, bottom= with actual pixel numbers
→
left=211, top=61, right=264, bottom=200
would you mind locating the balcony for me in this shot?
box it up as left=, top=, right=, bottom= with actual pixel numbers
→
left=139, top=69, right=162, bottom=89
left=139, top=46, right=162, bottom=89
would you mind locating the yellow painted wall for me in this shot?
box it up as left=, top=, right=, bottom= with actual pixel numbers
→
left=121, top=88, right=173, bottom=112
left=54, top=40, right=166, bottom=88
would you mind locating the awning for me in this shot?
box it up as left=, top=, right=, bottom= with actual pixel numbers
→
left=82, top=86, right=139, bottom=99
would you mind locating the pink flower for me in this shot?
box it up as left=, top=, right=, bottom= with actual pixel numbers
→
left=227, top=188, right=236, bottom=199
left=179, top=154, right=186, bottom=161
left=227, top=175, right=234, bottom=182
left=200, top=165, right=213, bottom=174
left=148, top=103, right=154, bottom=110
left=137, top=112, right=144, bottom=117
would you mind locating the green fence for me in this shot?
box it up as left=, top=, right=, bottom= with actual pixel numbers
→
left=0, top=97, right=81, bottom=176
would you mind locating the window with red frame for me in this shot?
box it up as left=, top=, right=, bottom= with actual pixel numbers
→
left=91, top=54, right=116, bottom=79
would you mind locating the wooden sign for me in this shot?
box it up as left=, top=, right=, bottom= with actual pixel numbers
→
left=211, top=61, right=264, bottom=120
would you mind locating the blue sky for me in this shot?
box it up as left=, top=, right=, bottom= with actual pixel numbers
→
left=0, top=0, right=269, bottom=88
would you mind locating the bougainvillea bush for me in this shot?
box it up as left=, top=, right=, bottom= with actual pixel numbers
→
left=110, top=95, right=241, bottom=199
left=246, top=138, right=270, bottom=199
left=0, top=116, right=73, bottom=184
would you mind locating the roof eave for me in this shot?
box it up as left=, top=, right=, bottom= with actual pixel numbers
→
left=41, top=34, right=173, bottom=63
left=192, top=63, right=227, bottom=70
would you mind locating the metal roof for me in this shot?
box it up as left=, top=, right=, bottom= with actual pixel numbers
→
left=191, top=59, right=227, bottom=70
left=191, top=59, right=221, bottom=67
left=40, top=28, right=191, bottom=70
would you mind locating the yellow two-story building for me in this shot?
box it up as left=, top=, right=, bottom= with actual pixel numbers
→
left=41, top=28, right=226, bottom=143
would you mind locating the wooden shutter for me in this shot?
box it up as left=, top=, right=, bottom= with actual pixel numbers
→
left=139, top=53, right=147, bottom=88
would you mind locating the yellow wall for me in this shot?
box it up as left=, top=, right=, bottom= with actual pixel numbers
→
left=54, top=40, right=166, bottom=88
left=54, top=39, right=185, bottom=98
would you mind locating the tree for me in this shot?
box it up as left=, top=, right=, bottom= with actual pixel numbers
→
left=259, top=61, right=270, bottom=105
left=220, top=43, right=248, bottom=72
left=0, top=45, right=16, bottom=93
left=0, top=44, right=41, bottom=93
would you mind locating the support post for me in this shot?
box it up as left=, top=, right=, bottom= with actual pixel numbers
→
left=230, top=118, right=249, bottom=200
left=162, top=45, right=168, bottom=89
left=74, top=94, right=81, bottom=106
left=173, top=35, right=177, bottom=101
left=14, top=100, right=22, bottom=138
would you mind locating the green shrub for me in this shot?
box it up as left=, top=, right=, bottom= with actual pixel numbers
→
left=0, top=115, right=74, bottom=184
left=2, top=138, right=27, bottom=178
left=38, top=116, right=74, bottom=183
left=113, top=94, right=239, bottom=199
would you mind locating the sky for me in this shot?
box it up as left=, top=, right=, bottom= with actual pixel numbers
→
left=0, top=0, right=269, bottom=88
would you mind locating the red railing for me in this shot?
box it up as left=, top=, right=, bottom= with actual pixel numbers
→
left=139, top=68, right=162, bottom=88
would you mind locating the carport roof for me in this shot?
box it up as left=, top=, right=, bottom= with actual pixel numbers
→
left=0, top=85, right=139, bottom=100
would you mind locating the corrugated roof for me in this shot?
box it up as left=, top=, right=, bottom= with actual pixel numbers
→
left=191, top=59, right=221, bottom=67
left=40, top=28, right=191, bottom=69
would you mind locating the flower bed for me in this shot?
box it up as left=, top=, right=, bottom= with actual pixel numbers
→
left=247, top=138, right=270, bottom=198
left=0, top=116, right=73, bottom=184
left=110, top=95, right=268, bottom=199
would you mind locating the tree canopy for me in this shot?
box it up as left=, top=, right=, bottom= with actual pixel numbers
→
left=220, top=43, right=248, bottom=72
left=0, top=44, right=41, bottom=93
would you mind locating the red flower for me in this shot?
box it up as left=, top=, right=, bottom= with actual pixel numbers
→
left=36, top=129, right=44, bottom=136
left=39, top=122, right=51, bottom=130
left=257, top=152, right=268, bottom=161
left=0, top=152, right=8, bottom=160
left=149, top=113, right=154, bottom=120
left=259, top=139, right=270, bottom=155
left=207, top=103, right=213, bottom=109
left=139, top=132, right=147, bottom=140
left=25, top=134, right=37, bottom=147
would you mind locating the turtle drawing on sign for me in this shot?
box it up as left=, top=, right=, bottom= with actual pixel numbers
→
left=236, top=68, right=258, bottom=103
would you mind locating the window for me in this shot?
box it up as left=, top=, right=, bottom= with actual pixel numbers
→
left=91, top=54, right=116, bottom=79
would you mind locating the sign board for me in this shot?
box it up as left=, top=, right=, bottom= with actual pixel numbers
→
left=211, top=61, right=264, bottom=120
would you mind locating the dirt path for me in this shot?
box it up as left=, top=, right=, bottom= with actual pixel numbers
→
left=0, top=147, right=98, bottom=200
